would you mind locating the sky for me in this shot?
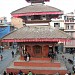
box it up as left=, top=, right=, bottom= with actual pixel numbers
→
left=0, top=0, right=75, bottom=22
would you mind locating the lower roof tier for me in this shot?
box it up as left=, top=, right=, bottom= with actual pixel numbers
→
left=2, top=26, right=71, bottom=42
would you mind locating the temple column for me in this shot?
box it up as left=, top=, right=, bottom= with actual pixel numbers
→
left=7, top=42, right=10, bottom=49
left=63, top=42, right=66, bottom=53
left=31, top=45, right=33, bottom=57
left=42, top=45, right=43, bottom=57
left=23, top=45, right=26, bottom=54
left=53, top=44, right=55, bottom=52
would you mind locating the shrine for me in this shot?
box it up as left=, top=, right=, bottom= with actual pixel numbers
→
left=2, top=0, right=71, bottom=75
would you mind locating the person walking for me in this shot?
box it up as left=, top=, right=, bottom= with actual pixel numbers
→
left=0, top=55, right=3, bottom=61
left=72, top=65, right=75, bottom=73
left=3, top=71, right=7, bottom=75
left=24, top=52, right=27, bottom=61
left=11, top=51, right=14, bottom=58
left=27, top=52, right=30, bottom=61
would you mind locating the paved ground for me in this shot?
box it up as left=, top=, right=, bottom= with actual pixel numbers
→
left=0, top=49, right=17, bottom=74
left=0, top=49, right=74, bottom=74
left=57, top=53, right=74, bottom=73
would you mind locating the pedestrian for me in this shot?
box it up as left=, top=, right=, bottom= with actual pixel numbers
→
left=24, top=52, right=27, bottom=61
left=2, top=46, right=4, bottom=52
left=0, top=55, right=3, bottom=61
left=72, top=65, right=75, bottom=73
left=28, top=71, right=33, bottom=75
left=27, top=52, right=30, bottom=61
left=62, top=54, right=64, bottom=61
left=3, top=71, right=7, bottom=75
left=11, top=51, right=14, bottom=58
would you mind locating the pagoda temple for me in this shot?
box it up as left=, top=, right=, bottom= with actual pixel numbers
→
left=2, top=0, right=71, bottom=75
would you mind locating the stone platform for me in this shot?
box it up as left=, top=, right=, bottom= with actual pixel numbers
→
left=6, top=56, right=68, bottom=75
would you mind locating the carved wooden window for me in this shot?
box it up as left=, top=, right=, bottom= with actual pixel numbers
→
left=33, top=45, right=42, bottom=54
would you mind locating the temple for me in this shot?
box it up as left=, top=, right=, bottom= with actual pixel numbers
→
left=1, top=0, right=71, bottom=75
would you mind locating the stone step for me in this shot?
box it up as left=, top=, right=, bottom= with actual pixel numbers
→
left=7, top=66, right=67, bottom=75
left=20, top=57, right=51, bottom=61
left=14, top=60, right=61, bottom=67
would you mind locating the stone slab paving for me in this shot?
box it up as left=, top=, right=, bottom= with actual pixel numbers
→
left=0, top=49, right=17, bottom=74
left=0, top=49, right=74, bottom=74
left=57, top=53, right=74, bottom=73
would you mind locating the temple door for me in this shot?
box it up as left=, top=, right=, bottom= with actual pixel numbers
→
left=33, top=45, right=42, bottom=57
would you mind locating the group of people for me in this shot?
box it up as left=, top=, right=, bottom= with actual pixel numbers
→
left=48, top=51, right=57, bottom=62
left=3, top=70, right=33, bottom=75
left=3, top=71, right=14, bottom=75
left=18, top=70, right=33, bottom=75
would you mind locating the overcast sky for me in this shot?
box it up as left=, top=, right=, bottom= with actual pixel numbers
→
left=0, top=0, right=75, bottom=22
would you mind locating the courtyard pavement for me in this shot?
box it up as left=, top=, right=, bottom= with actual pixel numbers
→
left=0, top=49, right=17, bottom=74
left=0, top=49, right=74, bottom=74
left=57, top=53, right=74, bottom=73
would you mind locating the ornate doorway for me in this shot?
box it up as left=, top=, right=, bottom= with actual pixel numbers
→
left=33, top=45, right=42, bottom=57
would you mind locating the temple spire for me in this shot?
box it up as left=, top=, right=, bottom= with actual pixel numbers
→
left=25, top=0, right=50, bottom=4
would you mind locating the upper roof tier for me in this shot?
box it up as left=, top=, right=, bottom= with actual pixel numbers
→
left=11, top=4, right=63, bottom=17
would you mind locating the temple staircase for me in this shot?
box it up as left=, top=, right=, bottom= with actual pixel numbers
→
left=6, top=56, right=67, bottom=75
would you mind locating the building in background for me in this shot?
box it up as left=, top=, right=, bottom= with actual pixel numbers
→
left=11, top=17, right=23, bottom=29
left=64, top=12, right=75, bottom=53
left=0, top=17, right=14, bottom=48
left=50, top=15, right=64, bottom=30
left=49, top=11, right=75, bottom=53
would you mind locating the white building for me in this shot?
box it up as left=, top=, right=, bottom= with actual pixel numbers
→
left=50, top=11, right=75, bottom=53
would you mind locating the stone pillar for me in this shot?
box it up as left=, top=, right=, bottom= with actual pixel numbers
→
left=42, top=45, right=43, bottom=57
left=31, top=45, right=33, bottom=57
left=63, top=42, right=66, bottom=53
left=8, top=42, right=10, bottom=49
left=53, top=44, right=55, bottom=52
left=23, top=45, right=26, bottom=54
left=63, top=47, right=66, bottom=53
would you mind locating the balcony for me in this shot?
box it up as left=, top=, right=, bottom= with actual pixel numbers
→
left=64, top=29, right=75, bottom=32
left=64, top=20, right=75, bottom=23
left=24, top=20, right=51, bottom=23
